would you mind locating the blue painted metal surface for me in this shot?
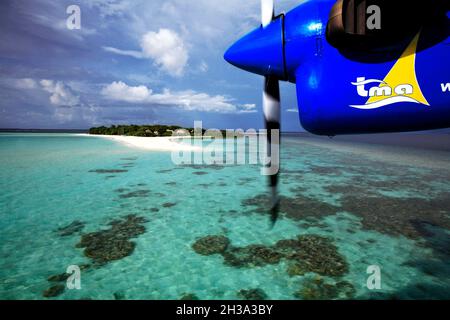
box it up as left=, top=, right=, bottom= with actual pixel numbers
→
left=224, top=15, right=286, bottom=79
left=224, top=0, right=450, bottom=135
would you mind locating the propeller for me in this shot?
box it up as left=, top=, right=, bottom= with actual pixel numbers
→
left=261, top=0, right=281, bottom=227
left=224, top=0, right=283, bottom=226
left=264, top=75, right=281, bottom=227
left=261, top=0, right=275, bottom=27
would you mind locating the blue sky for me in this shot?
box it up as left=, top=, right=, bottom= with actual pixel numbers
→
left=0, top=0, right=305, bottom=131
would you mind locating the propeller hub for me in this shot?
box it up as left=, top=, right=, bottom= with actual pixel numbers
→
left=224, top=16, right=286, bottom=79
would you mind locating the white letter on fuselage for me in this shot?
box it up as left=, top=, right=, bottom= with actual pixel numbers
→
left=355, top=77, right=369, bottom=97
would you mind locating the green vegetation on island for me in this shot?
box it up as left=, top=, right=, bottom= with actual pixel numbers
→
left=90, top=125, right=187, bottom=137
left=89, top=125, right=230, bottom=137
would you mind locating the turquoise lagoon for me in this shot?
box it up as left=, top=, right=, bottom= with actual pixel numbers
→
left=0, top=133, right=449, bottom=300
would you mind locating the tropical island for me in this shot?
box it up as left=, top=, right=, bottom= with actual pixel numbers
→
left=89, top=125, right=228, bottom=137
left=87, top=125, right=238, bottom=151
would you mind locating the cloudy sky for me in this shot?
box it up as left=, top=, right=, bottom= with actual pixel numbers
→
left=0, top=0, right=304, bottom=130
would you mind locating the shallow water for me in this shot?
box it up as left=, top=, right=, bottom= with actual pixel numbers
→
left=0, top=133, right=449, bottom=300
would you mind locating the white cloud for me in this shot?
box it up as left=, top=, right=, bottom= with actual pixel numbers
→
left=15, top=78, right=37, bottom=89
left=9, top=77, right=81, bottom=109
left=101, top=81, right=152, bottom=103
left=239, top=104, right=257, bottom=113
left=102, top=46, right=143, bottom=59
left=9, top=77, right=96, bottom=124
left=101, top=81, right=255, bottom=114
left=86, top=0, right=130, bottom=18
left=40, top=80, right=80, bottom=107
left=286, top=108, right=299, bottom=113
left=123, top=0, right=301, bottom=46
left=140, top=29, right=188, bottom=77
left=104, top=28, right=188, bottom=77
left=242, top=104, right=256, bottom=110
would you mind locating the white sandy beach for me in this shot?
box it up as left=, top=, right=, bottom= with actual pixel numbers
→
left=79, top=134, right=201, bottom=152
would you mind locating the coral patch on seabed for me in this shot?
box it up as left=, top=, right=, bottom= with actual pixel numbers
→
left=181, top=164, right=225, bottom=171
left=223, top=245, right=282, bottom=267
left=88, top=169, right=128, bottom=174
left=308, top=165, right=343, bottom=175
left=47, top=264, right=91, bottom=283
left=242, top=187, right=450, bottom=241
left=341, top=193, right=450, bottom=239
left=157, top=169, right=174, bottom=174
left=113, top=291, right=126, bottom=300
left=192, top=235, right=230, bottom=256
left=237, top=288, right=268, bottom=300
left=118, top=190, right=151, bottom=199
left=76, top=215, right=148, bottom=265
left=180, top=293, right=200, bottom=300
left=192, top=234, right=348, bottom=277
left=294, top=277, right=356, bottom=300
left=135, top=183, right=147, bottom=187
left=278, top=235, right=348, bottom=277
left=163, top=202, right=177, bottom=208
left=56, top=220, right=85, bottom=237
left=42, top=284, right=65, bottom=298
left=192, top=171, right=209, bottom=176
left=47, top=273, right=70, bottom=282
left=242, top=194, right=340, bottom=221
left=44, top=264, right=91, bottom=298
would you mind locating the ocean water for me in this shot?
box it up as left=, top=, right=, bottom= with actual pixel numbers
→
left=0, top=133, right=449, bottom=300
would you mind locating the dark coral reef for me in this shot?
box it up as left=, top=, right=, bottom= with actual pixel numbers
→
left=43, top=284, right=65, bottom=298
left=278, top=235, right=348, bottom=277
left=192, top=235, right=230, bottom=256
left=56, top=220, right=85, bottom=237
left=242, top=194, right=339, bottom=221
left=294, top=277, right=356, bottom=300
left=180, top=293, right=200, bottom=300
left=237, top=288, right=268, bottom=300
left=192, top=234, right=348, bottom=277
left=118, top=190, right=151, bottom=199
left=242, top=180, right=450, bottom=240
left=89, top=169, right=128, bottom=174
left=76, top=214, right=148, bottom=265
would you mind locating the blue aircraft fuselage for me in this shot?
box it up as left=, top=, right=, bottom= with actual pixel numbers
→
left=225, top=0, right=450, bottom=135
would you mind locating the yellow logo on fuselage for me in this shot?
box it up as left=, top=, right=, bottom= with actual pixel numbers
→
left=350, top=32, right=430, bottom=109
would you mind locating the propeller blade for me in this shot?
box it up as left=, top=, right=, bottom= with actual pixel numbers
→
left=263, top=75, right=281, bottom=226
left=261, top=0, right=274, bottom=27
